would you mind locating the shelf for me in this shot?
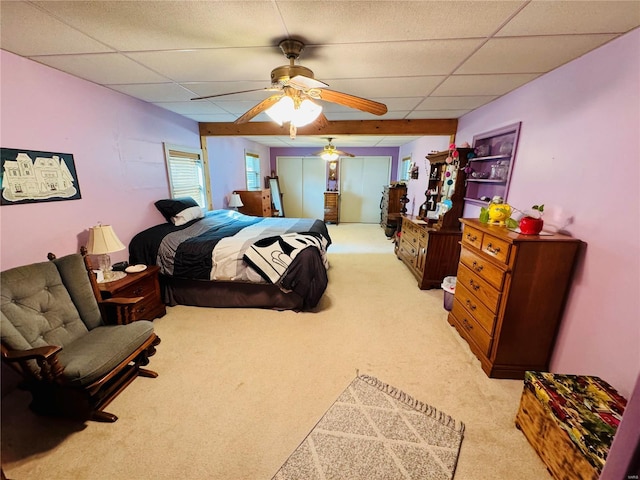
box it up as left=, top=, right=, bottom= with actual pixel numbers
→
left=464, top=197, right=490, bottom=206
left=467, top=179, right=507, bottom=184
left=469, top=155, right=511, bottom=162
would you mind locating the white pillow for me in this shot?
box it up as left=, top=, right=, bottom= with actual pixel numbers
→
left=172, top=206, right=204, bottom=226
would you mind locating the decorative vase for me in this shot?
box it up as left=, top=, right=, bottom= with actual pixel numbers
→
left=519, top=216, right=544, bottom=235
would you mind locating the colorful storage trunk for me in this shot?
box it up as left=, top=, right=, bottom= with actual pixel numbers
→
left=515, top=371, right=627, bottom=480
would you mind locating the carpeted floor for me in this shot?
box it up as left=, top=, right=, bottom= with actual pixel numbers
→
left=1, top=223, right=550, bottom=479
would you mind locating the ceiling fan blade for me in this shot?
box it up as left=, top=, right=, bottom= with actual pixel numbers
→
left=234, top=95, right=282, bottom=124
left=288, top=75, right=329, bottom=90
left=335, top=149, right=356, bottom=158
left=318, top=89, right=388, bottom=116
left=191, top=88, right=274, bottom=101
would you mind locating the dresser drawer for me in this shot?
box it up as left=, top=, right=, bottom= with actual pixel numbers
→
left=451, top=300, right=492, bottom=356
left=481, top=234, right=511, bottom=264
left=460, top=247, right=506, bottom=290
left=114, top=275, right=156, bottom=298
left=130, top=294, right=162, bottom=322
left=462, top=225, right=483, bottom=249
left=399, top=237, right=418, bottom=259
left=457, top=264, right=501, bottom=312
left=454, top=283, right=496, bottom=335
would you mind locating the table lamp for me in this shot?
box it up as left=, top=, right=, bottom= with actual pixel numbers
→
left=228, top=192, right=244, bottom=211
left=86, top=224, right=126, bottom=282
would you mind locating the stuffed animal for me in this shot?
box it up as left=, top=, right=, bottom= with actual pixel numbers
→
left=487, top=196, right=512, bottom=226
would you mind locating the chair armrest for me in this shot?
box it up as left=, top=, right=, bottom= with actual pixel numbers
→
left=1, top=345, right=64, bottom=382
left=99, top=296, right=145, bottom=325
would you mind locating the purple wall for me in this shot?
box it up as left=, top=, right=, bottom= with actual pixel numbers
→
left=206, top=137, right=271, bottom=209
left=457, top=28, right=640, bottom=398
left=0, top=50, right=201, bottom=270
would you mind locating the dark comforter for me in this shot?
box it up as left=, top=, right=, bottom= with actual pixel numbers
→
left=129, top=210, right=331, bottom=309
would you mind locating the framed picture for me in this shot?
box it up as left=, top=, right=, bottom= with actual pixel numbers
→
left=1, top=148, right=82, bottom=205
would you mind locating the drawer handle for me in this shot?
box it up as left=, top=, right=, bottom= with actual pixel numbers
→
left=472, top=261, right=484, bottom=272
left=465, top=299, right=477, bottom=311
left=468, top=279, right=481, bottom=291
left=466, top=233, right=477, bottom=242
left=133, top=288, right=144, bottom=296
left=485, top=243, right=501, bottom=255
left=135, top=306, right=146, bottom=314
left=462, top=318, right=474, bottom=331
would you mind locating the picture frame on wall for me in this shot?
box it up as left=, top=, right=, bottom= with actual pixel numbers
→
left=0, top=147, right=82, bottom=205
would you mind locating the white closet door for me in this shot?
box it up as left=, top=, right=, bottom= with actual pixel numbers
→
left=340, top=156, right=391, bottom=223
left=276, top=156, right=325, bottom=219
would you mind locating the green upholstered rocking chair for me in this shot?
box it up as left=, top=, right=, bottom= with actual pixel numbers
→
left=0, top=253, right=160, bottom=422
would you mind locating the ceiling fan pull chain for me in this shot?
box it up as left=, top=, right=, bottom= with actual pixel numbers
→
left=290, top=123, right=297, bottom=139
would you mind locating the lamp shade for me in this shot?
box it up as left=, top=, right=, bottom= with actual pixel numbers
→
left=321, top=151, right=339, bottom=161
left=228, top=193, right=244, bottom=208
left=265, top=96, right=322, bottom=127
left=86, top=225, right=126, bottom=255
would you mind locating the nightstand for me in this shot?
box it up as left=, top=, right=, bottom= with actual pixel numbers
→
left=98, top=265, right=166, bottom=322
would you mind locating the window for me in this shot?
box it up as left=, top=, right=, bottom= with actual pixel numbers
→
left=245, top=151, right=261, bottom=191
left=163, top=143, right=208, bottom=208
left=400, top=155, right=412, bottom=182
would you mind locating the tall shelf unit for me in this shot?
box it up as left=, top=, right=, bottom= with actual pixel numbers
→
left=464, top=122, right=521, bottom=207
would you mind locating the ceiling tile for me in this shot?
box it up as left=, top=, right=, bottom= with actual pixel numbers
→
left=406, top=110, right=472, bottom=119
left=457, top=34, right=618, bottom=74
left=302, top=39, right=485, bottom=79
left=126, top=48, right=284, bottom=83
left=0, top=1, right=113, bottom=56
left=497, top=0, right=640, bottom=36
left=322, top=77, right=446, bottom=98
left=415, top=96, right=497, bottom=110
left=30, top=53, right=169, bottom=84
left=152, top=101, right=228, bottom=115
left=432, top=73, right=541, bottom=96
left=32, top=1, right=286, bottom=50
left=108, top=83, right=196, bottom=102
left=278, top=1, right=525, bottom=42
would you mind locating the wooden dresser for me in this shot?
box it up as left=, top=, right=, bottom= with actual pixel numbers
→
left=448, top=219, right=581, bottom=379
left=324, top=191, right=339, bottom=224
left=237, top=189, right=272, bottom=217
left=98, top=265, right=166, bottom=323
left=397, top=216, right=462, bottom=289
left=380, top=184, right=406, bottom=228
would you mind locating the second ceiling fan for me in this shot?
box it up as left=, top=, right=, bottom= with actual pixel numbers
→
left=312, top=138, right=355, bottom=161
left=191, top=39, right=388, bottom=138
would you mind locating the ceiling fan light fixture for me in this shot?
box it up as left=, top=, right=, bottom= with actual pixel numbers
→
left=265, top=96, right=322, bottom=128
left=292, top=98, right=322, bottom=127
left=265, top=96, right=294, bottom=126
left=321, top=151, right=339, bottom=161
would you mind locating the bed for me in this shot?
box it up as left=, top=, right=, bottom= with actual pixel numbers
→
left=129, top=198, right=331, bottom=311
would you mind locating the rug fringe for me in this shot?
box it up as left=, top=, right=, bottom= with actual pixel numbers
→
left=357, top=373, right=466, bottom=435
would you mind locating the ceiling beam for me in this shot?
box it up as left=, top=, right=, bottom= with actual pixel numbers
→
left=198, top=119, right=458, bottom=137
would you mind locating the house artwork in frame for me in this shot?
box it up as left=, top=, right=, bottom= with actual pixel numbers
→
left=1, top=148, right=82, bottom=205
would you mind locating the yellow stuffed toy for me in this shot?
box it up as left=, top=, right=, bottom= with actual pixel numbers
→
left=487, top=197, right=512, bottom=226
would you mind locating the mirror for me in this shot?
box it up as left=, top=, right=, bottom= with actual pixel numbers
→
left=268, top=177, right=285, bottom=217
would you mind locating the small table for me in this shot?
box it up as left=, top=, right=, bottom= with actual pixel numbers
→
left=98, top=265, right=166, bottom=323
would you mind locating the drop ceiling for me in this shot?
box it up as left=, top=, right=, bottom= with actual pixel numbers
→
left=1, top=1, right=638, bottom=147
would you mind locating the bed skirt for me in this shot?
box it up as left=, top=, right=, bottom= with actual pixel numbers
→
left=160, top=275, right=305, bottom=311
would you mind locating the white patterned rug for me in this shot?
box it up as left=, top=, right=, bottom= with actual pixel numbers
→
left=272, top=374, right=465, bottom=480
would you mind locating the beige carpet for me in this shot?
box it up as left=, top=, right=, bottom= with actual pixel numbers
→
left=1, top=223, right=550, bottom=479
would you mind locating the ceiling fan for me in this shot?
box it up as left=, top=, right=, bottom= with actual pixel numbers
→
left=191, top=39, right=388, bottom=137
left=312, top=138, right=355, bottom=161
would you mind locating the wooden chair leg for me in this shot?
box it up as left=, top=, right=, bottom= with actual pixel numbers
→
left=138, top=368, right=158, bottom=378
left=91, top=410, right=118, bottom=423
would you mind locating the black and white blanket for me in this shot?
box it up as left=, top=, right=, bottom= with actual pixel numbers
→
left=243, top=232, right=329, bottom=284
left=129, top=210, right=331, bottom=307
